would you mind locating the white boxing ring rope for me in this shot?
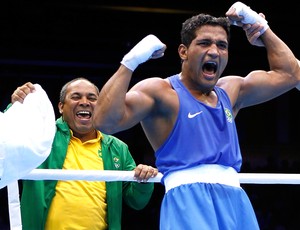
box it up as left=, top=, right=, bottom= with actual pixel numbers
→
left=8, top=169, right=300, bottom=230
left=21, top=169, right=300, bottom=184
left=21, top=169, right=163, bottom=182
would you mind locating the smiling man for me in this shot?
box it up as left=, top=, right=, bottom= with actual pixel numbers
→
left=11, top=78, right=158, bottom=230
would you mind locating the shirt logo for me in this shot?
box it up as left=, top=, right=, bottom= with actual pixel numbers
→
left=114, top=157, right=120, bottom=168
left=188, top=111, right=203, bottom=118
left=224, top=108, right=233, bottom=123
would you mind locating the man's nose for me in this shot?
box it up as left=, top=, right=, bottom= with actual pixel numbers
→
left=79, top=97, right=89, bottom=105
left=207, top=44, right=220, bottom=58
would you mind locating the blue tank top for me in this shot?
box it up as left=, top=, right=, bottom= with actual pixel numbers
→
left=155, top=74, right=242, bottom=179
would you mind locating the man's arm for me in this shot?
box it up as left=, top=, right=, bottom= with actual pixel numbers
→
left=93, top=35, right=166, bottom=134
left=225, top=2, right=300, bottom=109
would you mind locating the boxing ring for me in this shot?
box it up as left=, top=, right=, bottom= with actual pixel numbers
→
left=7, top=169, right=300, bottom=230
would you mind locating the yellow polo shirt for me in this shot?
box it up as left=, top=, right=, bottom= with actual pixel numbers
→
left=45, top=130, right=107, bottom=230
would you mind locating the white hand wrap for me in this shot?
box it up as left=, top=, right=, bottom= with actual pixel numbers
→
left=231, top=1, right=269, bottom=34
left=121, top=34, right=165, bottom=71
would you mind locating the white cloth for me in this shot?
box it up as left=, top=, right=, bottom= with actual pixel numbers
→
left=0, top=84, right=56, bottom=189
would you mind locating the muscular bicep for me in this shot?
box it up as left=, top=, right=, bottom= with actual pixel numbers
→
left=237, top=69, right=296, bottom=109
left=123, top=89, right=155, bottom=129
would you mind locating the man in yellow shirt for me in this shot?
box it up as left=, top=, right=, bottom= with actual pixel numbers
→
left=11, top=78, right=158, bottom=230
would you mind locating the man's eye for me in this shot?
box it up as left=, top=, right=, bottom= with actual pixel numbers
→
left=199, top=41, right=211, bottom=46
left=218, top=44, right=228, bottom=50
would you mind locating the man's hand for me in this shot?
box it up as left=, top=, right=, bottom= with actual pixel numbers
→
left=11, top=82, right=36, bottom=104
left=243, top=18, right=265, bottom=47
left=134, top=164, right=159, bottom=183
left=121, top=34, right=166, bottom=72
left=226, top=2, right=267, bottom=47
left=226, top=2, right=269, bottom=34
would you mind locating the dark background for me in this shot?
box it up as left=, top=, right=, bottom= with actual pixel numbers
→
left=1, top=1, right=300, bottom=229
